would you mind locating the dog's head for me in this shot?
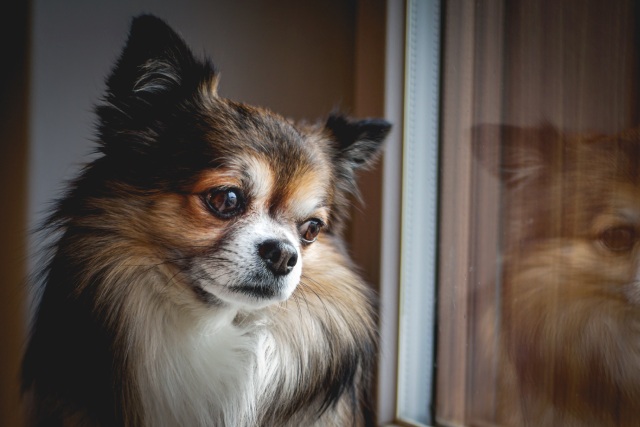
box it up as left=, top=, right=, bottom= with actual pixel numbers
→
left=71, top=15, right=390, bottom=310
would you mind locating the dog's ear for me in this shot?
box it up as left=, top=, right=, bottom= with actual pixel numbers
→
left=105, top=14, right=216, bottom=103
left=97, top=15, right=217, bottom=155
left=323, top=114, right=391, bottom=233
left=326, top=114, right=392, bottom=170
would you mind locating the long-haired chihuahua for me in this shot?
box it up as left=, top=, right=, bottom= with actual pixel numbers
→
left=22, top=15, right=390, bottom=427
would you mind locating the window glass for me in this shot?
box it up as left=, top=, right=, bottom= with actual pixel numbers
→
left=436, top=1, right=640, bottom=426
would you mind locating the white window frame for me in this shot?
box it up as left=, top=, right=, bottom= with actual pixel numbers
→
left=378, top=0, right=441, bottom=426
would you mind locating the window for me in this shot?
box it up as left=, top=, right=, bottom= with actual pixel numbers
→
left=378, top=0, right=441, bottom=425
left=396, top=0, right=440, bottom=425
left=380, top=0, right=640, bottom=426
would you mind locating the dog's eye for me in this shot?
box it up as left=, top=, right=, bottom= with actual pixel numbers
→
left=299, top=219, right=324, bottom=244
left=599, top=226, right=637, bottom=253
left=203, top=188, right=245, bottom=219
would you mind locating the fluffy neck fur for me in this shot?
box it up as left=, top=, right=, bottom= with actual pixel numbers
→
left=130, top=292, right=263, bottom=427
left=24, top=227, right=375, bottom=427
left=129, top=243, right=374, bottom=427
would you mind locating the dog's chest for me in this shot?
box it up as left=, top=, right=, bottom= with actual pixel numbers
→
left=137, top=313, right=277, bottom=426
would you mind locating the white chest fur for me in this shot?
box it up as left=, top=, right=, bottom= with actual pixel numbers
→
left=134, top=307, right=272, bottom=427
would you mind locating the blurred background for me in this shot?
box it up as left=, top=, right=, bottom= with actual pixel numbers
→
left=0, top=1, right=387, bottom=425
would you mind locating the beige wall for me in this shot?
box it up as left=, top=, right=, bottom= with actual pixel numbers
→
left=350, top=0, right=387, bottom=289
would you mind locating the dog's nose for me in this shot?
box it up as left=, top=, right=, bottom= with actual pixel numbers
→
left=258, top=239, right=298, bottom=276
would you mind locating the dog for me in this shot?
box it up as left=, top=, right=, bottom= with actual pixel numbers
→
left=477, top=125, right=640, bottom=426
left=21, top=14, right=390, bottom=427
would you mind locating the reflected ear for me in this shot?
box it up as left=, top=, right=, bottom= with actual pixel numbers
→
left=325, top=113, right=392, bottom=169
left=473, top=123, right=561, bottom=187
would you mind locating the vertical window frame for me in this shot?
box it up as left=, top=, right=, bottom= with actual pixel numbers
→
left=378, top=1, right=443, bottom=426
left=396, top=0, right=442, bottom=425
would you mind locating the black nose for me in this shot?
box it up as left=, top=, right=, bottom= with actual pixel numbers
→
left=258, top=239, right=298, bottom=276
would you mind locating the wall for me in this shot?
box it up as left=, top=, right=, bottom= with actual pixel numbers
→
left=0, top=3, right=30, bottom=426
